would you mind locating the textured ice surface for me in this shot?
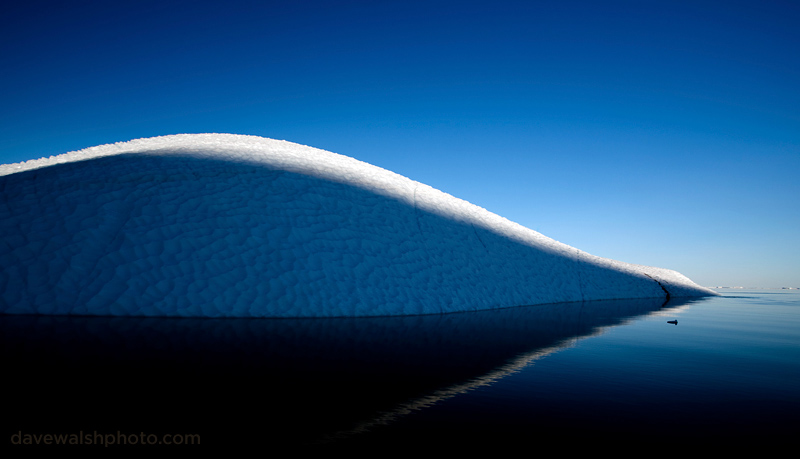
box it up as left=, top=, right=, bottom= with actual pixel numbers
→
left=0, top=134, right=715, bottom=317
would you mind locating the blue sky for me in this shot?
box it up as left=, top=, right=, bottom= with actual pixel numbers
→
left=1, top=0, right=798, bottom=287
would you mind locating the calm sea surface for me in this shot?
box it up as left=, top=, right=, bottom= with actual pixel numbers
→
left=3, top=289, right=798, bottom=453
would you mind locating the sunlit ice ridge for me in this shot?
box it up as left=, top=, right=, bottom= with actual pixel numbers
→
left=0, top=134, right=715, bottom=318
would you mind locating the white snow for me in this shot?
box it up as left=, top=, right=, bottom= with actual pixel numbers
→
left=0, top=134, right=716, bottom=317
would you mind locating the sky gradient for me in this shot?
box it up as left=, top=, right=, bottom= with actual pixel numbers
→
left=1, top=0, right=798, bottom=287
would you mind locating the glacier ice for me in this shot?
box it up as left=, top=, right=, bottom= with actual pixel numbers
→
left=0, top=134, right=715, bottom=317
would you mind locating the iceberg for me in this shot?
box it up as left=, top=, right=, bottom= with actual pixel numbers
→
left=0, top=134, right=715, bottom=317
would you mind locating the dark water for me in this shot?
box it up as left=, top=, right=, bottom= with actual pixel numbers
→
left=3, top=290, right=798, bottom=453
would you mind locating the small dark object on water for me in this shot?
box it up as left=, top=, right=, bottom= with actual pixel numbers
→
left=667, top=320, right=678, bottom=325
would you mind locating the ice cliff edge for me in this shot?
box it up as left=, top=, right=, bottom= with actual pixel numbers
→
left=0, top=134, right=715, bottom=317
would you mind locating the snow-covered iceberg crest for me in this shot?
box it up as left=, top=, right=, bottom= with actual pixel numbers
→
left=0, top=134, right=715, bottom=317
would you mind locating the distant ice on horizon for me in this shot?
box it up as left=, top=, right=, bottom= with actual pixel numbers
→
left=0, top=134, right=715, bottom=317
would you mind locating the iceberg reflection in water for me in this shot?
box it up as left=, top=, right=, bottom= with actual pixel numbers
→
left=5, top=292, right=797, bottom=452
left=3, top=297, right=685, bottom=449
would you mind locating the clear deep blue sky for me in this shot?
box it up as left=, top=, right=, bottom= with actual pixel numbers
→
left=1, top=0, right=798, bottom=287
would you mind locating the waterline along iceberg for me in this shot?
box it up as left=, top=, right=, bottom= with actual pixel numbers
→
left=0, top=134, right=715, bottom=317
